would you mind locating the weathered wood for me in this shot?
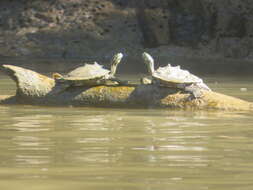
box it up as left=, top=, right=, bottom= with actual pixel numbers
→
left=0, top=64, right=252, bottom=110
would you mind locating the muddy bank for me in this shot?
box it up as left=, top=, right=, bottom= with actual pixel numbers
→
left=0, top=0, right=253, bottom=73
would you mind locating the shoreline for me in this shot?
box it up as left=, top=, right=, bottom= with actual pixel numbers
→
left=1, top=54, right=253, bottom=75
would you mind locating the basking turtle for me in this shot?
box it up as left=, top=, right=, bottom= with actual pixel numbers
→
left=142, top=52, right=211, bottom=99
left=52, top=53, right=124, bottom=92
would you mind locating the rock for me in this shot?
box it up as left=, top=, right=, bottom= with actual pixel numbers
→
left=0, top=65, right=55, bottom=100
left=217, top=37, right=250, bottom=58
left=0, top=64, right=252, bottom=111
left=16, top=27, right=38, bottom=36
left=137, top=5, right=171, bottom=47
left=0, top=0, right=253, bottom=61
left=34, top=12, right=56, bottom=23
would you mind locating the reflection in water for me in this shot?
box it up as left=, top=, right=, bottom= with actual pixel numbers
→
left=13, top=115, right=53, bottom=132
left=0, top=77, right=253, bottom=189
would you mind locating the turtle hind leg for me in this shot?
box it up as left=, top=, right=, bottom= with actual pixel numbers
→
left=50, top=82, right=71, bottom=95
left=184, top=84, right=203, bottom=101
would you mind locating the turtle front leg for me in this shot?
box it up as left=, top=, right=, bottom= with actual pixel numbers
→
left=50, top=81, right=71, bottom=95
left=184, top=84, right=203, bottom=100
left=140, top=77, right=152, bottom=85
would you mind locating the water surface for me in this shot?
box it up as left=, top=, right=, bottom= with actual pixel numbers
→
left=0, top=75, right=253, bottom=190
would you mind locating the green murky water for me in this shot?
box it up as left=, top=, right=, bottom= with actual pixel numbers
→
left=0, top=75, right=253, bottom=190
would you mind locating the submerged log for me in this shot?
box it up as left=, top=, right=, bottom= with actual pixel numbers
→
left=0, top=64, right=252, bottom=110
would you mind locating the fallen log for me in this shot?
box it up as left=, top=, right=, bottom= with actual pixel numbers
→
left=0, top=64, right=252, bottom=111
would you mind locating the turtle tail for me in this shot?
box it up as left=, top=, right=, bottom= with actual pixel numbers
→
left=52, top=72, right=63, bottom=79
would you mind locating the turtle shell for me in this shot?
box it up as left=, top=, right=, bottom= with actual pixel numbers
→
left=152, top=64, right=203, bottom=87
left=58, top=62, right=110, bottom=86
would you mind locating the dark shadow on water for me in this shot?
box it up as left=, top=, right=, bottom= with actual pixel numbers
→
left=1, top=56, right=253, bottom=76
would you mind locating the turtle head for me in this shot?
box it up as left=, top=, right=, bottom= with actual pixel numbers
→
left=52, top=72, right=63, bottom=80
left=109, top=53, right=123, bottom=77
left=142, top=52, right=155, bottom=75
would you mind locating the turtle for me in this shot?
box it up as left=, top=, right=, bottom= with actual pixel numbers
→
left=141, top=52, right=211, bottom=99
left=52, top=53, right=125, bottom=92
